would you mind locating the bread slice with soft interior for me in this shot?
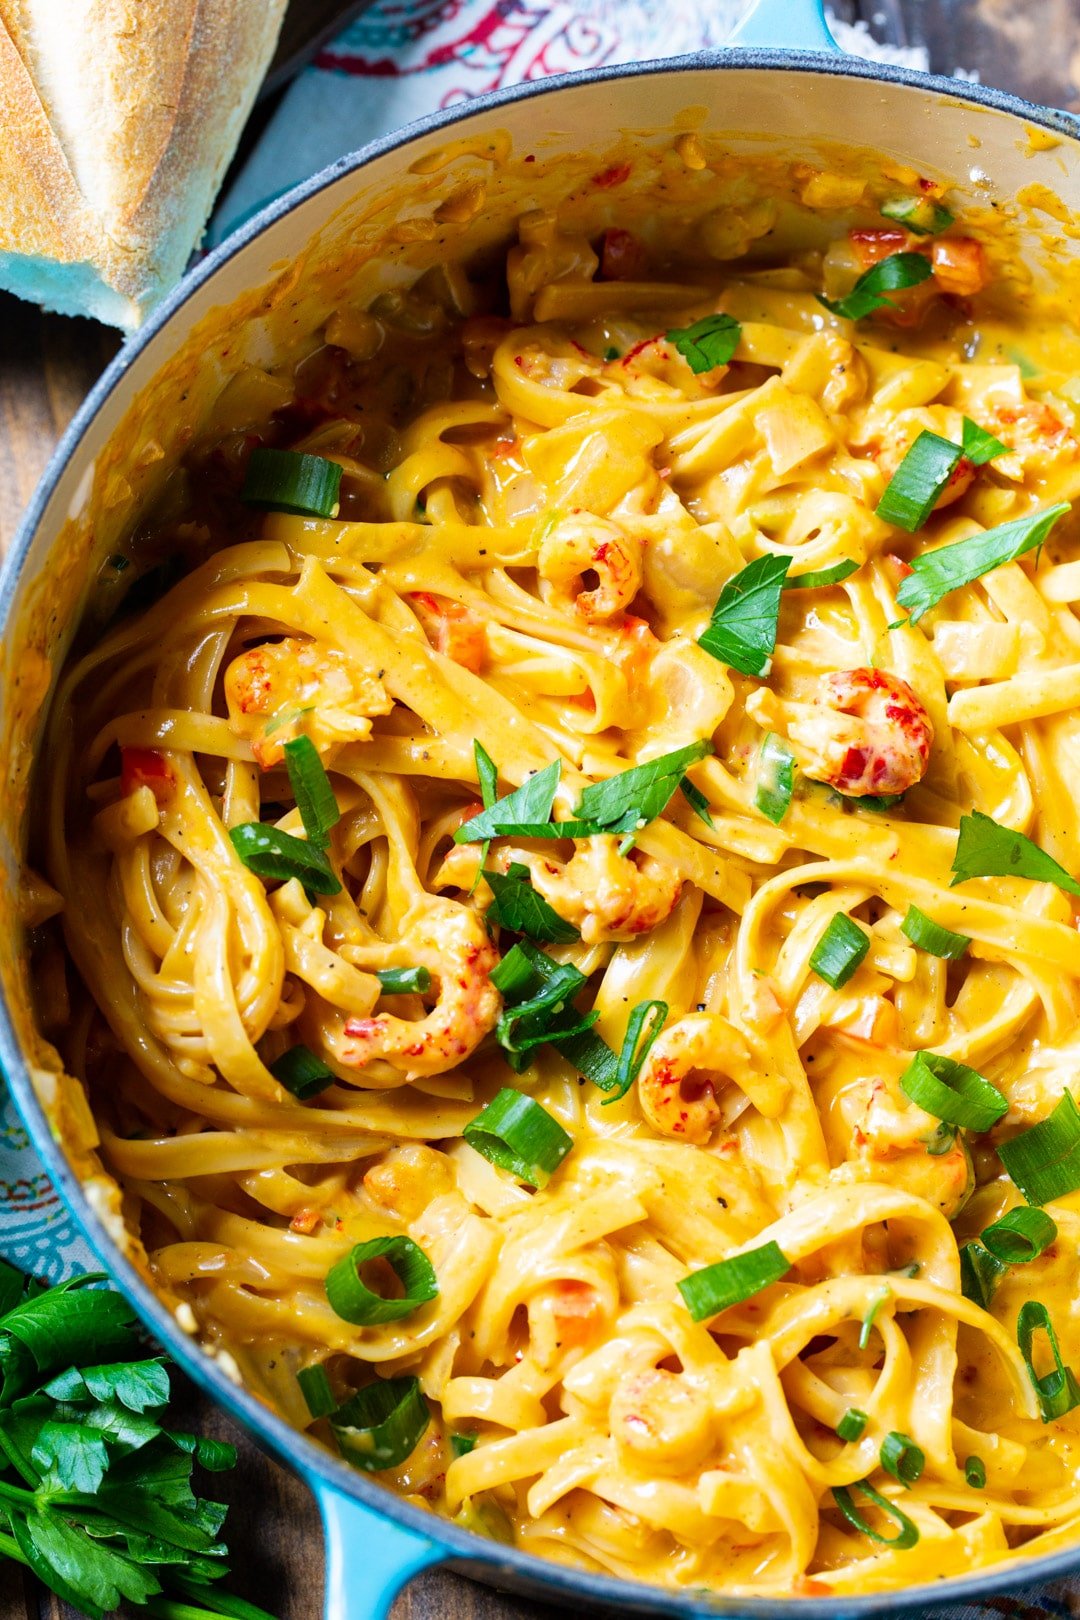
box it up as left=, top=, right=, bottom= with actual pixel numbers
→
left=0, top=0, right=287, bottom=329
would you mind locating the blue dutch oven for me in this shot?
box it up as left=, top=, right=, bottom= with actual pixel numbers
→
left=2, top=1, right=1079, bottom=1615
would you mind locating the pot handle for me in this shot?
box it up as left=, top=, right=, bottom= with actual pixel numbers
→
left=313, top=1477, right=446, bottom=1619
left=728, top=0, right=838, bottom=52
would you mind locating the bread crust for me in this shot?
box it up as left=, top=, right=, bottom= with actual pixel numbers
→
left=0, top=18, right=95, bottom=264
left=0, top=0, right=287, bottom=326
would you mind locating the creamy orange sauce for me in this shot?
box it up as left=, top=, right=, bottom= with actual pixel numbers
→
left=22, top=154, right=1080, bottom=1600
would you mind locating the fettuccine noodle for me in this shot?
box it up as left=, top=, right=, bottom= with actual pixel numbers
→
left=34, top=194, right=1080, bottom=1598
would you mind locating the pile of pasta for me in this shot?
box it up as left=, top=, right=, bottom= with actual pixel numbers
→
left=36, top=199, right=1080, bottom=1598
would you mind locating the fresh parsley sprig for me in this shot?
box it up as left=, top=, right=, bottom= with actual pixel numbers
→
left=575, top=740, right=713, bottom=835
left=453, top=757, right=562, bottom=843
left=699, top=554, right=791, bottom=677
left=961, top=415, right=1009, bottom=466
left=467, top=740, right=500, bottom=894
left=666, top=313, right=742, bottom=373
left=455, top=742, right=713, bottom=846
left=895, top=502, right=1070, bottom=623
left=483, top=863, right=580, bottom=944
left=951, top=808, right=1080, bottom=899
left=782, top=559, right=860, bottom=591
left=0, top=1261, right=276, bottom=1620
left=818, top=250, right=933, bottom=322
left=679, top=777, right=716, bottom=829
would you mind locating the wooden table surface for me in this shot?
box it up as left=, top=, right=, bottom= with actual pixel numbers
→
left=2, top=2, right=1079, bottom=1617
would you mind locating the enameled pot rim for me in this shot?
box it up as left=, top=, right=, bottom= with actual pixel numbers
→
left=3, top=44, right=1079, bottom=1617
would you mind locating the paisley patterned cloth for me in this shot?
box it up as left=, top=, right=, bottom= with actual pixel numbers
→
left=0, top=1087, right=96, bottom=1278
left=208, top=0, right=749, bottom=242
left=4, top=5, right=1080, bottom=1612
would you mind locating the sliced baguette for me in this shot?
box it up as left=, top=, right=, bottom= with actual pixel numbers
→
left=0, top=0, right=286, bottom=329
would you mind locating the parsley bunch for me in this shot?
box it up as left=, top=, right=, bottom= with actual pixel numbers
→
left=0, top=1260, right=275, bottom=1620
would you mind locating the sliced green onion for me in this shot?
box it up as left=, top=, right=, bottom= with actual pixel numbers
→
left=783, top=559, right=860, bottom=591
left=241, top=448, right=343, bottom=517
left=755, top=733, right=795, bottom=825
left=230, top=822, right=341, bottom=894
left=283, top=735, right=340, bottom=849
left=325, top=1236, right=439, bottom=1326
left=857, top=793, right=904, bottom=813
left=679, top=777, right=715, bottom=829
left=450, top=1432, right=476, bottom=1458
left=961, top=415, right=1009, bottom=466
left=331, top=1376, right=429, bottom=1470
left=899, top=1051, right=1007, bottom=1133
left=552, top=1025, right=620, bottom=1092
left=265, top=702, right=315, bottom=737
left=489, top=944, right=535, bottom=999
left=297, top=1365, right=336, bottom=1419
left=495, top=956, right=589, bottom=1058
left=959, top=1241, right=1006, bottom=1310
left=376, top=967, right=432, bottom=996
left=981, top=1208, right=1057, bottom=1264
left=837, top=1407, right=869, bottom=1443
left=998, top=1091, right=1080, bottom=1205
left=880, top=195, right=955, bottom=236
left=832, top=1481, right=919, bottom=1549
left=880, top=1431, right=925, bottom=1488
left=819, top=251, right=934, bottom=323
left=602, top=1000, right=668, bottom=1106
left=497, top=946, right=585, bottom=1009
left=876, top=430, right=962, bottom=533
left=810, top=913, right=870, bottom=990
left=269, top=1044, right=335, bottom=1100
left=489, top=942, right=622, bottom=1089
left=504, top=1010, right=598, bottom=1070
left=666, top=313, right=741, bottom=373
left=1006, top=346, right=1040, bottom=380
left=463, top=1089, right=573, bottom=1188
left=490, top=942, right=615, bottom=1080
left=677, top=1241, right=790, bottom=1323
left=452, top=1496, right=514, bottom=1544
left=964, top=1455, right=986, bottom=1489
left=897, top=502, right=1072, bottom=624
left=1017, top=1300, right=1080, bottom=1422
left=859, top=1286, right=890, bottom=1350
left=900, top=904, right=971, bottom=960
left=926, top=1121, right=958, bottom=1157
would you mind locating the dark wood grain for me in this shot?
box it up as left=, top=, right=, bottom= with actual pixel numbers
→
left=830, top=0, right=1080, bottom=106
left=2, top=2, right=1077, bottom=1617
left=919, top=0, right=1080, bottom=112
left=0, top=300, right=118, bottom=542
